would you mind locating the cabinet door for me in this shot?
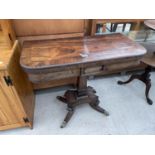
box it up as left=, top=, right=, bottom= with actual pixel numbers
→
left=0, top=71, right=25, bottom=127
left=7, top=41, right=35, bottom=128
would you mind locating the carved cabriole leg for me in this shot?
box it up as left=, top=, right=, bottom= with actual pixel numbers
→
left=117, top=66, right=153, bottom=105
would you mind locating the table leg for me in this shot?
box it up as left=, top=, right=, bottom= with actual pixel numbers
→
left=117, top=66, right=153, bottom=105
left=57, top=96, right=67, bottom=104
left=60, top=107, right=74, bottom=128
left=57, top=75, right=109, bottom=128
left=89, top=98, right=109, bottom=116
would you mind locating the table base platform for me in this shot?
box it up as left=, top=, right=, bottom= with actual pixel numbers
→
left=117, top=66, right=153, bottom=105
left=57, top=86, right=109, bottom=128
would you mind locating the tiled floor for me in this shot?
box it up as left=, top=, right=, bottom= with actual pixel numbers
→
left=1, top=72, right=155, bottom=135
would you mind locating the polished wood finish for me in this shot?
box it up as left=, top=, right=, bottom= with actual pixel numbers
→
left=1, top=19, right=146, bottom=90
left=0, top=41, right=35, bottom=131
left=18, top=33, right=84, bottom=90
left=89, top=19, right=147, bottom=76
left=21, top=33, right=146, bottom=73
left=11, top=19, right=86, bottom=89
left=10, top=19, right=145, bottom=90
left=20, top=33, right=146, bottom=127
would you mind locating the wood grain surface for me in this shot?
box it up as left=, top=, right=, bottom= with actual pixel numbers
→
left=20, top=33, right=146, bottom=72
left=7, top=41, right=35, bottom=128
left=0, top=20, right=16, bottom=48
left=0, top=71, right=23, bottom=127
left=0, top=41, right=35, bottom=130
left=12, top=19, right=84, bottom=37
left=0, top=31, right=14, bottom=70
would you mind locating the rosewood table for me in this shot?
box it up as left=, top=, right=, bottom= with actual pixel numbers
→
left=118, top=20, right=155, bottom=105
left=20, top=33, right=146, bottom=128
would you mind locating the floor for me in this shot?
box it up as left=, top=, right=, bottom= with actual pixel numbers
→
left=1, top=72, right=155, bottom=135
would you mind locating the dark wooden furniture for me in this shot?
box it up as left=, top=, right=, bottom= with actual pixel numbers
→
left=11, top=19, right=87, bottom=90
left=1, top=19, right=146, bottom=91
left=20, top=33, right=146, bottom=128
left=118, top=20, right=155, bottom=105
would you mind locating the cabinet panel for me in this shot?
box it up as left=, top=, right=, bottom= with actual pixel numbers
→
left=7, top=41, right=35, bottom=128
left=12, top=19, right=84, bottom=37
left=0, top=71, right=24, bottom=127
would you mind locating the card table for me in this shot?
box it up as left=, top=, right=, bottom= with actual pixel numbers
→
left=20, top=33, right=146, bottom=128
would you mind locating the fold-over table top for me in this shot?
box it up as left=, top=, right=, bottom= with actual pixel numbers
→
left=20, top=33, right=146, bottom=72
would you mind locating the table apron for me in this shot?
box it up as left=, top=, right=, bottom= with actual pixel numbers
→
left=27, top=59, right=141, bottom=83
